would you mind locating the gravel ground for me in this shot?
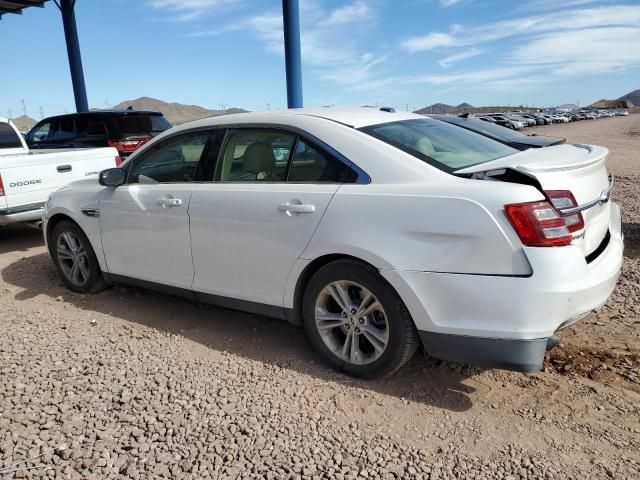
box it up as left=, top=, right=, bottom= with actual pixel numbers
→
left=1, top=115, right=639, bottom=479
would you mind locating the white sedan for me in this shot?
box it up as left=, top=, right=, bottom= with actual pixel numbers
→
left=43, top=107, right=623, bottom=378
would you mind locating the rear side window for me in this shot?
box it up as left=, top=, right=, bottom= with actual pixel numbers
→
left=217, top=130, right=296, bottom=182
left=0, top=123, right=23, bottom=148
left=115, top=114, right=171, bottom=134
left=50, top=118, right=76, bottom=142
left=288, top=138, right=350, bottom=182
left=75, top=116, right=108, bottom=136
left=360, top=118, right=517, bottom=172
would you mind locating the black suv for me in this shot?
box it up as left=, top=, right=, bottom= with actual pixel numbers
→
left=25, top=110, right=172, bottom=158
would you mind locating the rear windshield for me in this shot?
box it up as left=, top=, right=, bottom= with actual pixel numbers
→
left=441, top=116, right=533, bottom=142
left=360, top=118, right=517, bottom=171
left=115, top=114, right=171, bottom=134
left=0, top=122, right=23, bottom=149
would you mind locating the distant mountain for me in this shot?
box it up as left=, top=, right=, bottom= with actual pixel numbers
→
left=617, top=89, right=639, bottom=106
left=556, top=104, right=579, bottom=110
left=111, top=97, right=248, bottom=125
left=10, top=115, right=38, bottom=132
left=414, top=102, right=475, bottom=114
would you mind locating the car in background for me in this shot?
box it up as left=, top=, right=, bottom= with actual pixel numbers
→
left=43, top=107, right=622, bottom=378
left=25, top=110, right=172, bottom=159
left=508, top=114, right=536, bottom=127
left=488, top=115, right=523, bottom=130
left=426, top=114, right=565, bottom=150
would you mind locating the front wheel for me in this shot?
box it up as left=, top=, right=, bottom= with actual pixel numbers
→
left=303, top=260, right=419, bottom=378
left=50, top=220, right=109, bottom=294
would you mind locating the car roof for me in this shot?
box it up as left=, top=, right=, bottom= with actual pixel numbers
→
left=178, top=106, right=422, bottom=130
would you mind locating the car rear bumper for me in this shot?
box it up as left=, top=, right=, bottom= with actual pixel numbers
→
left=382, top=202, right=623, bottom=372
left=418, top=332, right=548, bottom=372
left=0, top=203, right=44, bottom=225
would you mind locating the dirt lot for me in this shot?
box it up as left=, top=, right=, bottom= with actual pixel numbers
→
left=0, top=115, right=638, bottom=479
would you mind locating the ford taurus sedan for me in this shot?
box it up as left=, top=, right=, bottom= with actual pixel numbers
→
left=43, top=107, right=623, bottom=378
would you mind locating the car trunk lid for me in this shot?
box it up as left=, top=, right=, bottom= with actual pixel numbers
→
left=455, top=144, right=612, bottom=256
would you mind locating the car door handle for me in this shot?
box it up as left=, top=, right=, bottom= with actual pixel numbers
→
left=279, top=202, right=316, bottom=214
left=57, top=164, right=72, bottom=173
left=158, top=197, right=183, bottom=208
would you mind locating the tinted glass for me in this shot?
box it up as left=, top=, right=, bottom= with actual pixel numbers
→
left=28, top=122, right=52, bottom=143
left=50, top=118, right=76, bottom=142
left=288, top=139, right=347, bottom=182
left=75, top=116, right=108, bottom=136
left=116, top=114, right=171, bottom=134
left=437, top=116, right=534, bottom=143
left=218, top=130, right=295, bottom=182
left=0, top=123, right=23, bottom=148
left=360, top=118, right=517, bottom=171
left=128, top=133, right=208, bottom=184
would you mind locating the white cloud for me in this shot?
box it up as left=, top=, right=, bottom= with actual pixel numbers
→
left=437, top=48, right=483, bottom=68
left=511, top=26, right=640, bottom=76
left=402, top=32, right=457, bottom=52
left=147, top=0, right=239, bottom=21
left=325, top=1, right=371, bottom=25
left=439, top=0, right=463, bottom=6
left=402, top=5, right=640, bottom=52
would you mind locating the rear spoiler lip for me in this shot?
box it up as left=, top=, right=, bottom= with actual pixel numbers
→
left=454, top=144, right=608, bottom=175
left=559, top=174, right=614, bottom=215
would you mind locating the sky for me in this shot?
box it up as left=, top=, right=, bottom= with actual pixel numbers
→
left=1, top=0, right=639, bottom=118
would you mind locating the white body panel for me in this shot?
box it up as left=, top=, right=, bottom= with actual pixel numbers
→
left=190, top=183, right=338, bottom=306
left=42, top=107, right=623, bottom=362
left=99, top=184, right=196, bottom=289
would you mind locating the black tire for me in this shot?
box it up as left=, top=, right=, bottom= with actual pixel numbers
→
left=49, top=220, right=110, bottom=294
left=302, top=259, right=419, bottom=379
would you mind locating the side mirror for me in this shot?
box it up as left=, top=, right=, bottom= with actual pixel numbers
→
left=99, top=168, right=125, bottom=187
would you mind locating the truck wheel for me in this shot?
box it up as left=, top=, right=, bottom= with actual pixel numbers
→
left=303, top=259, right=419, bottom=379
left=50, top=220, right=109, bottom=294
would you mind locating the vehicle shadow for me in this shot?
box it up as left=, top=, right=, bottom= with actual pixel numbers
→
left=622, top=222, right=639, bottom=259
left=0, top=224, right=44, bottom=254
left=2, top=252, right=479, bottom=412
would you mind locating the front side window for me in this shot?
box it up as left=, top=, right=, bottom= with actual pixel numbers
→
left=0, top=123, right=23, bottom=148
left=128, top=132, right=208, bottom=184
left=217, top=130, right=295, bottom=182
left=29, top=121, right=52, bottom=143
left=360, top=118, right=517, bottom=171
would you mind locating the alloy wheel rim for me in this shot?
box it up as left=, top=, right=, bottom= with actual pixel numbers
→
left=56, top=231, right=90, bottom=286
left=315, top=280, right=389, bottom=365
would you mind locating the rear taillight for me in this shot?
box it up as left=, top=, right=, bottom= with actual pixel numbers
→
left=115, top=155, right=123, bottom=166
left=545, top=190, right=584, bottom=233
left=107, top=136, right=150, bottom=152
left=504, top=201, right=572, bottom=247
left=0, top=175, right=4, bottom=197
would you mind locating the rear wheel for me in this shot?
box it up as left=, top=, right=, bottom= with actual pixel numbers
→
left=303, top=259, right=419, bottom=378
left=50, top=220, right=109, bottom=294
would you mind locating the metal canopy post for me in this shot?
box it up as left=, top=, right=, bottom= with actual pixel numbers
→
left=282, top=0, right=303, bottom=108
left=58, top=0, right=88, bottom=112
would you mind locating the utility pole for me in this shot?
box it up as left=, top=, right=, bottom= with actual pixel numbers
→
left=21, top=100, right=31, bottom=129
left=267, top=103, right=271, bottom=111
left=39, top=106, right=44, bottom=119
left=7, top=109, right=12, bottom=120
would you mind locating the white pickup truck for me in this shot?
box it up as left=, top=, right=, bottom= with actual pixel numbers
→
left=0, top=117, right=119, bottom=227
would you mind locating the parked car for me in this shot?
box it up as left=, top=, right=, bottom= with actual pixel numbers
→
left=488, top=115, right=523, bottom=130
left=43, top=107, right=622, bottom=378
left=0, top=117, right=120, bottom=227
left=508, top=114, right=535, bottom=127
left=426, top=114, right=565, bottom=150
left=25, top=110, right=172, bottom=158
